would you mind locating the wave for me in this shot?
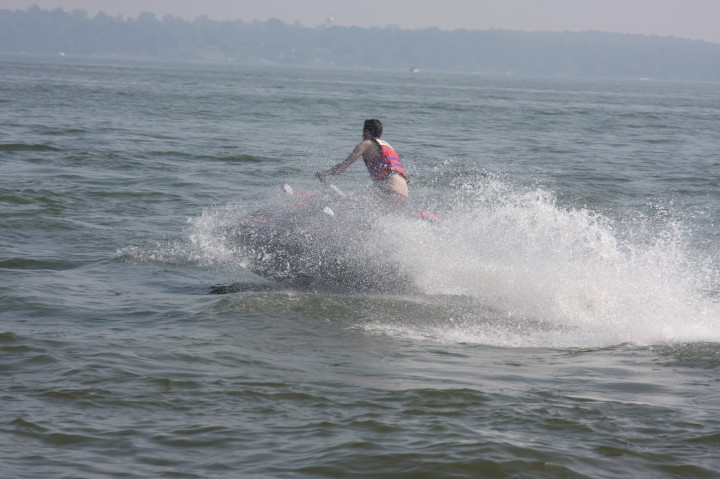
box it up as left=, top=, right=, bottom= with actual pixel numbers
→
left=0, top=143, right=61, bottom=152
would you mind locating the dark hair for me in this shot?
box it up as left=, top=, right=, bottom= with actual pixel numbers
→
left=363, top=119, right=383, bottom=138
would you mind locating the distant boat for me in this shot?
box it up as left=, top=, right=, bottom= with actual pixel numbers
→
left=409, top=66, right=420, bottom=73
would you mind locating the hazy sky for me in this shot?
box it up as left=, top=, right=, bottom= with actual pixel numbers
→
left=5, top=0, right=720, bottom=44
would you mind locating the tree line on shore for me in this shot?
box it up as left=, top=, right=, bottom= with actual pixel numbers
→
left=2, top=6, right=720, bottom=81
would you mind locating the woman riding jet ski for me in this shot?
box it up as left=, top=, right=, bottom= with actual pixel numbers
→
left=221, top=119, right=437, bottom=292
left=316, top=119, right=410, bottom=212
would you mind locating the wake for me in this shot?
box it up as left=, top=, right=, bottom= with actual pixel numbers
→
left=364, top=176, right=720, bottom=347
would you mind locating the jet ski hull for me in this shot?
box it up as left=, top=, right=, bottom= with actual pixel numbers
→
left=220, top=184, right=434, bottom=292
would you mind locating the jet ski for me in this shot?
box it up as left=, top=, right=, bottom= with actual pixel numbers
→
left=219, top=183, right=438, bottom=292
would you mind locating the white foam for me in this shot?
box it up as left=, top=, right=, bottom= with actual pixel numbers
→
left=118, top=202, right=252, bottom=271
left=368, top=177, right=720, bottom=347
left=123, top=178, right=720, bottom=348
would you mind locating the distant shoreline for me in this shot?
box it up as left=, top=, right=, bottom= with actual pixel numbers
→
left=2, top=7, right=720, bottom=82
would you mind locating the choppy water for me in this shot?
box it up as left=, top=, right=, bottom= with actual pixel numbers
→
left=2, top=54, right=720, bottom=478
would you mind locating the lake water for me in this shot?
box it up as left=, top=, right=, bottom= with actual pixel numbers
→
left=2, top=54, right=720, bottom=478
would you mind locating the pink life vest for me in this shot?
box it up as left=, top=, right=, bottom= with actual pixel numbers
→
left=364, top=138, right=408, bottom=182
